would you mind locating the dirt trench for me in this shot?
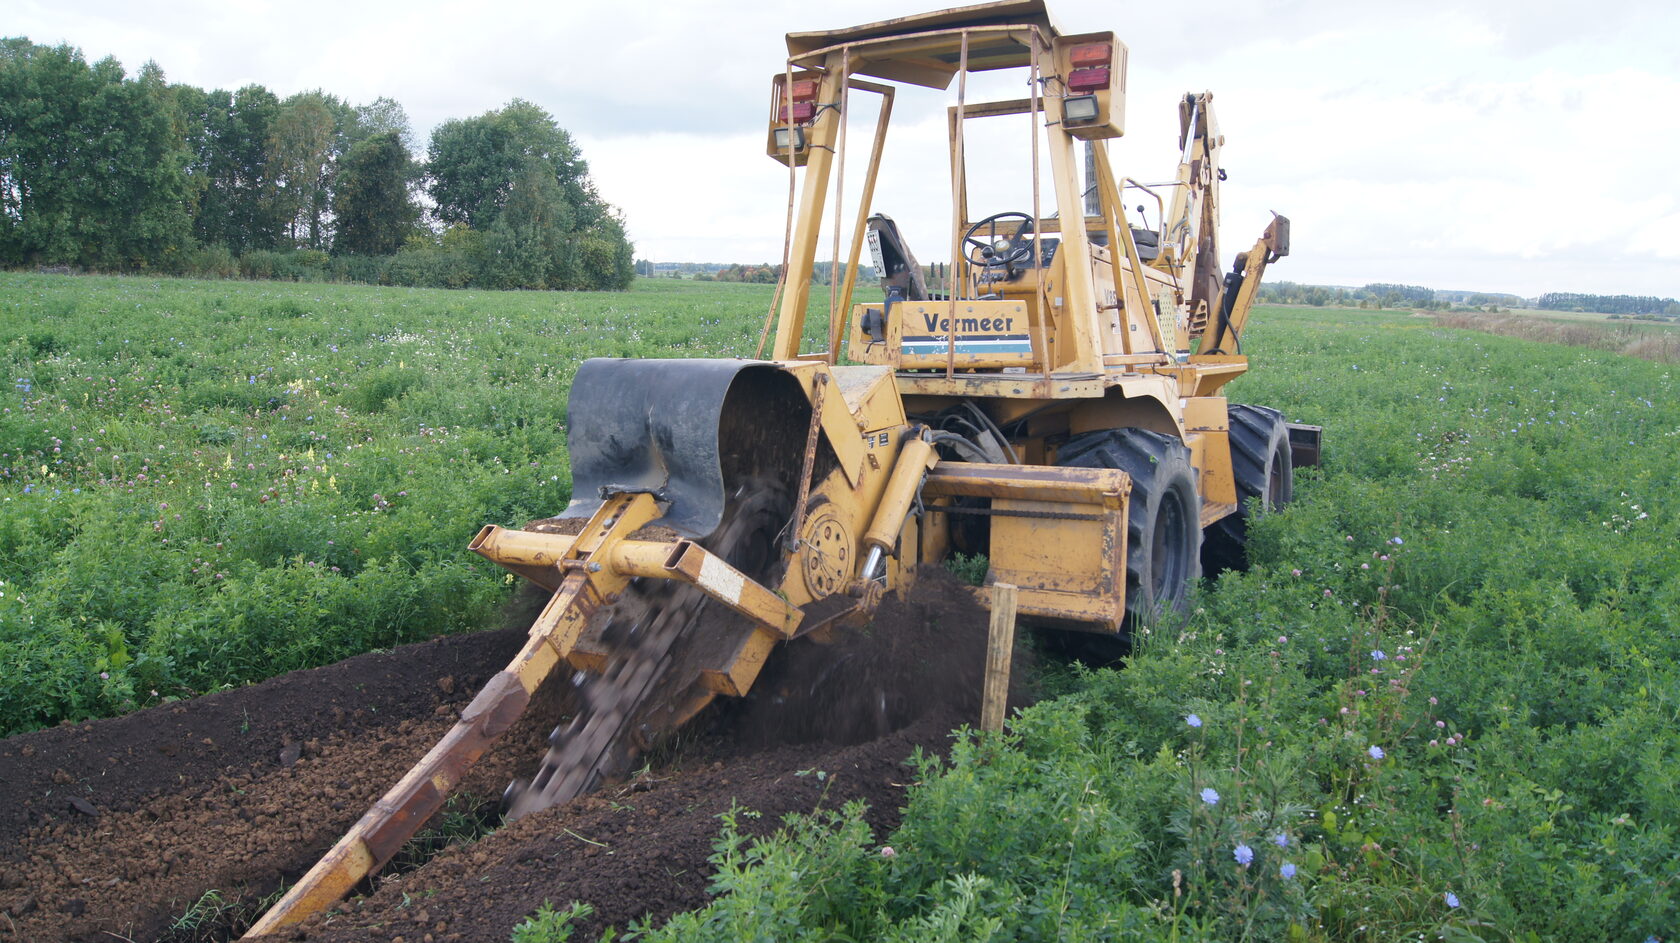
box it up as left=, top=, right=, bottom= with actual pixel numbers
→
left=0, top=569, right=1024, bottom=943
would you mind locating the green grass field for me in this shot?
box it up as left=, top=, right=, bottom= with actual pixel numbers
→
left=5, top=274, right=1678, bottom=940
left=0, top=274, right=802, bottom=733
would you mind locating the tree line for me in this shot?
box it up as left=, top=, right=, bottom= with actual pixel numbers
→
left=636, top=260, right=877, bottom=287
left=1260, top=281, right=1525, bottom=311
left=0, top=39, right=633, bottom=291
left=1260, top=281, right=1680, bottom=317
left=1537, top=293, right=1679, bottom=317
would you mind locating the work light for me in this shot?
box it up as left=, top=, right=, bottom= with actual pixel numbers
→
left=773, top=126, right=807, bottom=152
left=1063, top=94, right=1099, bottom=123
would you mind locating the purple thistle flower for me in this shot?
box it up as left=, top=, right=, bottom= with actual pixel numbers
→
left=1200, top=788, right=1220, bottom=806
left=1233, top=844, right=1254, bottom=867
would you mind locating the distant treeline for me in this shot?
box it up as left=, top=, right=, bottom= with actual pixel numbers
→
left=1258, top=281, right=1516, bottom=310
left=1261, top=281, right=1678, bottom=317
left=635, top=260, right=876, bottom=286
left=0, top=39, right=633, bottom=290
left=1537, top=293, right=1680, bottom=316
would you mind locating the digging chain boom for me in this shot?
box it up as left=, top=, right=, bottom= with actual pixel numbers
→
left=506, top=480, right=791, bottom=819
left=242, top=489, right=802, bottom=937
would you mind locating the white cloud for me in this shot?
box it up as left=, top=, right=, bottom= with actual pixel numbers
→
left=8, top=0, right=1679, bottom=297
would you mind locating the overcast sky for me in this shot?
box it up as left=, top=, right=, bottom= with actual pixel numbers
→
left=13, top=0, right=1680, bottom=298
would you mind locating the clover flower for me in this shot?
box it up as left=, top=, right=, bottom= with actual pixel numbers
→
left=880, top=846, right=896, bottom=858
left=1200, top=788, right=1220, bottom=806
left=1234, top=844, right=1254, bottom=866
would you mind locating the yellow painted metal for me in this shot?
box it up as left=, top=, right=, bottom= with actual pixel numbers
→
left=1034, top=37, right=1103, bottom=376
left=472, top=528, right=801, bottom=640
left=924, top=461, right=1130, bottom=629
left=770, top=65, right=846, bottom=360
left=862, top=434, right=939, bottom=555
left=1198, top=214, right=1290, bottom=358
left=785, top=361, right=871, bottom=486
left=1050, top=31, right=1126, bottom=140
left=655, top=539, right=804, bottom=638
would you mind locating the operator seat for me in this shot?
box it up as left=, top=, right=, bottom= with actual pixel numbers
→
left=867, top=214, right=932, bottom=301
left=1130, top=228, right=1161, bottom=262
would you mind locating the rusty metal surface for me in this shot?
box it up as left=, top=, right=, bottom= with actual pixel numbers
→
left=785, top=370, right=829, bottom=551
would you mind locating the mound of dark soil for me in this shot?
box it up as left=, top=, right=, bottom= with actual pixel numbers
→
left=296, top=567, right=1029, bottom=941
left=0, top=566, right=1030, bottom=943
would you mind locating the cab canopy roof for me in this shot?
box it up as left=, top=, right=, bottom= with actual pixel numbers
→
left=785, top=0, right=1065, bottom=89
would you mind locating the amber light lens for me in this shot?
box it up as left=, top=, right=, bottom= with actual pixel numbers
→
left=1068, top=42, right=1111, bottom=68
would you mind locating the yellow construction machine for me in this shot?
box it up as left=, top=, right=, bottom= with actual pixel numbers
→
left=246, top=1, right=1317, bottom=933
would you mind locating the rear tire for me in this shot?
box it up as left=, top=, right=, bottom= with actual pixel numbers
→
left=1059, top=428, right=1201, bottom=622
left=1203, top=404, right=1293, bottom=574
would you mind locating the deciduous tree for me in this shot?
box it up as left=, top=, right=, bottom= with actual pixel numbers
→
left=0, top=41, right=192, bottom=269
left=333, top=130, right=417, bottom=256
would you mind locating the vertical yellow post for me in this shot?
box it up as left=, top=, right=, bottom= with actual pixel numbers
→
left=1036, top=45, right=1103, bottom=375
left=772, top=61, right=848, bottom=361
left=980, top=582, right=1018, bottom=733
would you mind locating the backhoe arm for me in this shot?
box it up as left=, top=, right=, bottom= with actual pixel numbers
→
left=1202, top=214, right=1290, bottom=356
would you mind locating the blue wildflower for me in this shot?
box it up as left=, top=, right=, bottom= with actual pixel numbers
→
left=1273, top=832, right=1290, bottom=848
left=1200, top=788, right=1219, bottom=806
left=1280, top=862, right=1297, bottom=879
left=1370, top=649, right=1387, bottom=661
left=1368, top=745, right=1385, bottom=760
left=1444, top=891, right=1460, bottom=908
left=1234, top=844, right=1254, bottom=866
left=1185, top=713, right=1202, bottom=728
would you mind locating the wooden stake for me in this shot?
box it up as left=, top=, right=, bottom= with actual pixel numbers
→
left=981, top=582, right=1018, bottom=733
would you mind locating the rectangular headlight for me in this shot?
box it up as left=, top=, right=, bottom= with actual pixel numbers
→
left=1063, top=94, right=1099, bottom=123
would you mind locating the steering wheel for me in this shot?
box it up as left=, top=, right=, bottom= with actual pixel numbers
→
left=962, top=212, right=1036, bottom=278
